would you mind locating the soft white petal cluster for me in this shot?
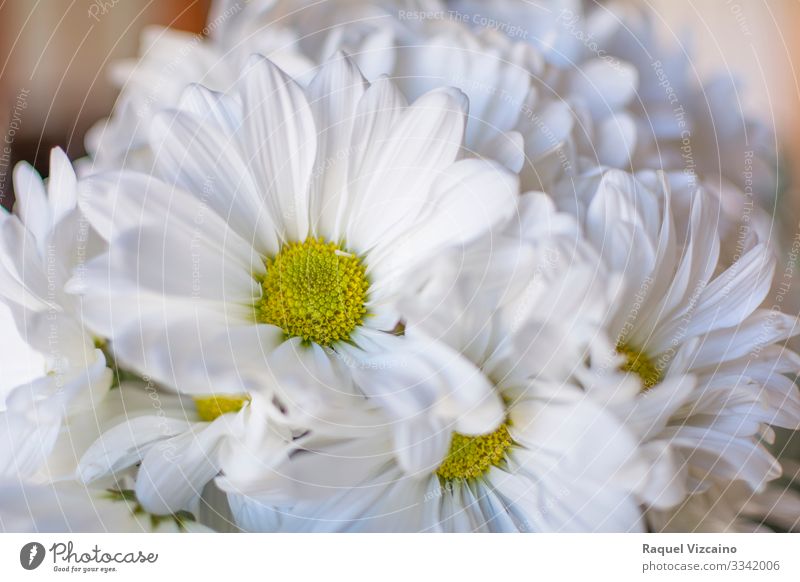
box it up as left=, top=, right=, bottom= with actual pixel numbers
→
left=1, top=0, right=798, bottom=532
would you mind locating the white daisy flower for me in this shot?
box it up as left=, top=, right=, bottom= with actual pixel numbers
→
left=449, top=0, right=779, bottom=204
left=1, top=381, right=216, bottom=532
left=556, top=169, right=800, bottom=503
left=74, top=54, right=517, bottom=473
left=77, top=380, right=297, bottom=517
left=0, top=151, right=192, bottom=532
left=211, top=194, right=656, bottom=532
left=0, top=148, right=112, bottom=483
left=441, top=0, right=639, bottom=187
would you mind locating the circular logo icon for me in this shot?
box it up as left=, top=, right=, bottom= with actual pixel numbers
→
left=20, top=542, right=46, bottom=570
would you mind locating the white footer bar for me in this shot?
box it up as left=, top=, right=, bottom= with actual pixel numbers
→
left=0, top=533, right=797, bottom=581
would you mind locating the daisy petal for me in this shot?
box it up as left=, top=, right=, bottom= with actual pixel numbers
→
left=240, top=55, right=316, bottom=242
left=149, top=106, right=281, bottom=256
left=136, top=419, right=231, bottom=514
left=347, top=87, right=468, bottom=251
left=307, top=53, right=367, bottom=240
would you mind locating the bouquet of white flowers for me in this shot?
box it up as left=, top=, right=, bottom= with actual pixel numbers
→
left=1, top=0, right=798, bottom=533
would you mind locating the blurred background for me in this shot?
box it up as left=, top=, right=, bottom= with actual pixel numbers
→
left=0, top=0, right=211, bottom=209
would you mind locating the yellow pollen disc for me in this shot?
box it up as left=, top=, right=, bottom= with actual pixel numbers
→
left=258, top=237, right=369, bottom=346
left=194, top=395, right=250, bottom=422
left=436, top=423, right=514, bottom=481
left=617, top=343, right=662, bottom=391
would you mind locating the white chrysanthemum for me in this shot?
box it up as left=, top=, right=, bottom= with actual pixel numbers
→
left=0, top=156, right=205, bottom=530
left=74, top=54, right=518, bottom=475
left=448, top=0, right=779, bottom=203
left=555, top=169, right=800, bottom=504
left=78, top=381, right=296, bottom=517
left=0, top=148, right=112, bottom=483
left=207, top=194, right=662, bottom=532
left=0, top=382, right=217, bottom=532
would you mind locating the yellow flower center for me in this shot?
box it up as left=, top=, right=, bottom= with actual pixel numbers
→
left=436, top=422, right=514, bottom=481
left=258, top=237, right=369, bottom=346
left=617, top=343, right=662, bottom=390
left=194, top=395, right=250, bottom=422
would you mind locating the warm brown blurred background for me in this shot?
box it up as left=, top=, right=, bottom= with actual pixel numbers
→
left=0, top=0, right=211, bottom=210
